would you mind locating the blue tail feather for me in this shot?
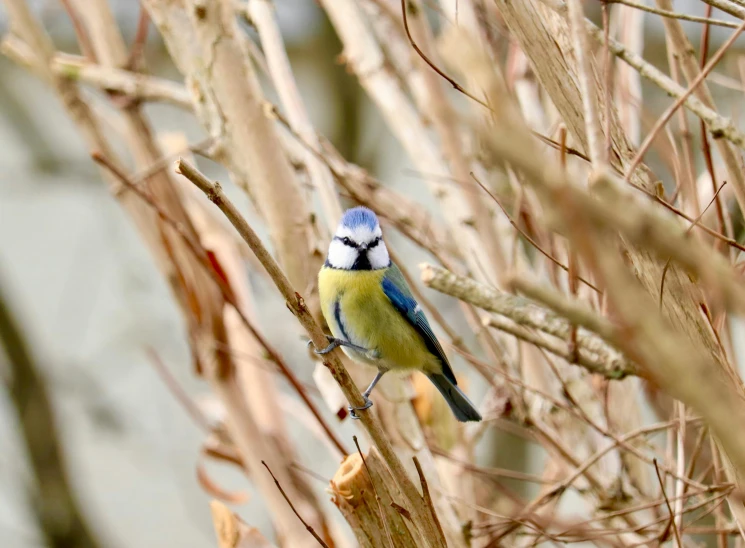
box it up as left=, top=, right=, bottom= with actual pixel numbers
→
left=427, top=374, right=482, bottom=422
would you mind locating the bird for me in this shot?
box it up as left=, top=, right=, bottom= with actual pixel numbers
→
left=315, top=206, right=482, bottom=422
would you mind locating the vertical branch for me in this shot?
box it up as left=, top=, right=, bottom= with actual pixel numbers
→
left=143, top=0, right=317, bottom=290
left=0, top=281, right=101, bottom=548
left=567, top=0, right=606, bottom=166
left=247, top=0, right=343, bottom=231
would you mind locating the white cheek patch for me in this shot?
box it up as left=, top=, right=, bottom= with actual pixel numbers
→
left=368, top=241, right=390, bottom=270
left=327, top=239, right=357, bottom=269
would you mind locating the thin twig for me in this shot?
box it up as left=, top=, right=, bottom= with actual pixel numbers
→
left=660, top=182, right=728, bottom=307
left=639, top=185, right=745, bottom=254
left=654, top=458, right=683, bottom=546
left=262, top=461, right=330, bottom=548
left=400, top=0, right=489, bottom=109
left=431, top=448, right=553, bottom=484
left=58, top=0, right=97, bottom=61
left=699, top=5, right=728, bottom=248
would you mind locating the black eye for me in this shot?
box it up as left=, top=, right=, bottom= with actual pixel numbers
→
left=342, top=237, right=352, bottom=246
left=368, top=237, right=381, bottom=249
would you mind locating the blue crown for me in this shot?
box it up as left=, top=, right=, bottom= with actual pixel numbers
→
left=340, top=206, right=379, bottom=230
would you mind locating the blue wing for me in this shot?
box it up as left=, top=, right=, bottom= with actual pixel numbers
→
left=381, top=265, right=458, bottom=385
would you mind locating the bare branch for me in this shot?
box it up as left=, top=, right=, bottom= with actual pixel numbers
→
left=0, top=280, right=101, bottom=548
left=420, top=263, right=634, bottom=378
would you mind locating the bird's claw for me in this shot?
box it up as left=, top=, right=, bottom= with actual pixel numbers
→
left=348, top=397, right=373, bottom=420
left=309, top=336, right=372, bottom=356
left=313, top=336, right=341, bottom=355
left=306, top=335, right=338, bottom=354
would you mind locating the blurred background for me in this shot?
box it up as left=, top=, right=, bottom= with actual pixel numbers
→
left=2, top=1, right=745, bottom=546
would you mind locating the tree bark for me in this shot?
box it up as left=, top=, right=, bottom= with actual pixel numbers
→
left=332, top=449, right=420, bottom=547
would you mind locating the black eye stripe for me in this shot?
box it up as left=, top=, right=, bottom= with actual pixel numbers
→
left=334, top=236, right=358, bottom=248
left=333, top=235, right=382, bottom=249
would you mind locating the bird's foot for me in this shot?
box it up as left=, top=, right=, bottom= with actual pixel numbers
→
left=309, top=336, right=370, bottom=355
left=348, top=397, right=373, bottom=420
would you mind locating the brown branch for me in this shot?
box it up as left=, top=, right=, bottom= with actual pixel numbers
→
left=413, top=456, right=446, bottom=542
left=399, top=0, right=489, bottom=109
left=146, top=347, right=211, bottom=432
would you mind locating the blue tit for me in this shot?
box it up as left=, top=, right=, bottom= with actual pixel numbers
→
left=316, top=206, right=482, bottom=422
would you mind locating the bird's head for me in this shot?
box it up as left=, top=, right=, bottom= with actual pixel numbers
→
left=326, top=207, right=390, bottom=270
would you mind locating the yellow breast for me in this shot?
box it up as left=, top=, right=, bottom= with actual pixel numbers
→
left=318, top=267, right=436, bottom=372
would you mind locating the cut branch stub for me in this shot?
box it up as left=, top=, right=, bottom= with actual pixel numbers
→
left=331, top=450, right=420, bottom=547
